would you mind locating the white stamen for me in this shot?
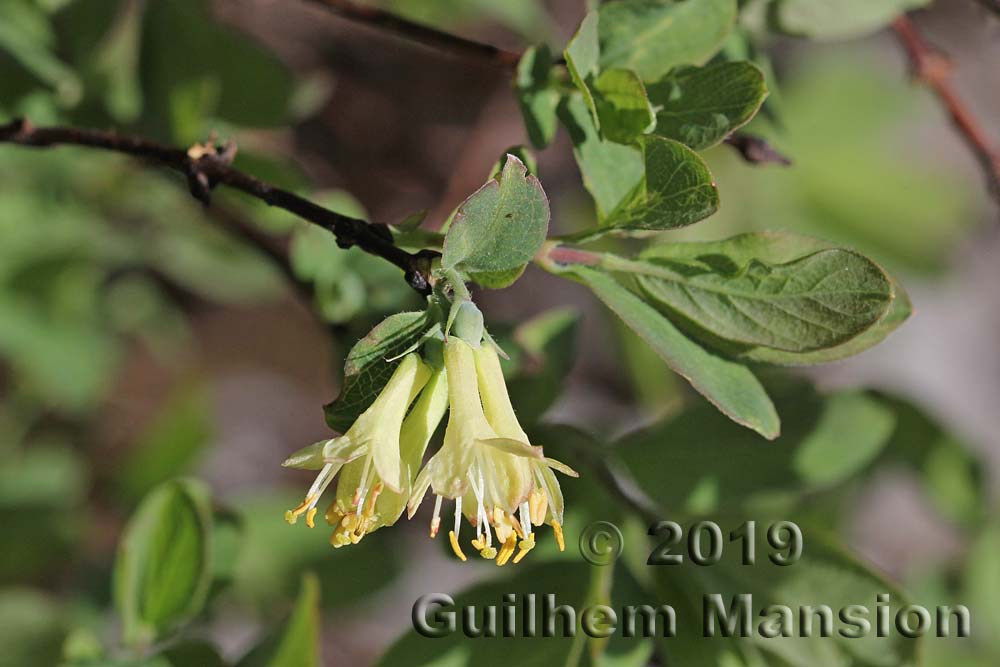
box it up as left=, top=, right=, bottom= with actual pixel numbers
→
left=519, top=502, right=532, bottom=537
left=355, top=454, right=374, bottom=512
left=469, top=468, right=488, bottom=539
left=483, top=508, right=494, bottom=547
left=432, top=494, right=443, bottom=522
left=305, top=463, right=337, bottom=509
left=430, top=494, right=443, bottom=538
left=477, top=467, right=493, bottom=545
left=534, top=468, right=557, bottom=521
left=454, top=496, right=463, bottom=537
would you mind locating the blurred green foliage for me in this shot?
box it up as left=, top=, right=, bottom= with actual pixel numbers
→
left=702, top=51, right=976, bottom=274
left=0, top=1, right=993, bottom=666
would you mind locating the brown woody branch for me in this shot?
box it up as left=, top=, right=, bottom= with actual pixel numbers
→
left=724, top=133, right=792, bottom=166
left=307, top=2, right=997, bottom=204
left=892, top=16, right=1000, bottom=209
left=305, top=0, right=522, bottom=68
left=0, top=119, right=438, bottom=294
left=977, top=0, right=1000, bottom=17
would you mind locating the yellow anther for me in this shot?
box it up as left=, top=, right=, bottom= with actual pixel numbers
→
left=305, top=507, right=318, bottom=529
left=339, top=514, right=361, bottom=537
left=448, top=531, right=468, bottom=561
left=352, top=516, right=370, bottom=541
left=324, top=503, right=339, bottom=526
left=494, top=508, right=514, bottom=543
left=512, top=535, right=536, bottom=564
left=284, top=494, right=318, bottom=525
left=529, top=489, right=548, bottom=526
left=552, top=521, right=565, bottom=552
left=496, top=533, right=518, bottom=566
left=472, top=537, right=497, bottom=560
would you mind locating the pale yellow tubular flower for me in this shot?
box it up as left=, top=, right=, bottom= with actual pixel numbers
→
left=326, top=365, right=449, bottom=547
left=408, top=337, right=535, bottom=563
left=284, top=353, right=430, bottom=537
left=473, top=342, right=578, bottom=563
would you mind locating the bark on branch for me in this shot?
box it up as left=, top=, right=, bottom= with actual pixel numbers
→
left=892, top=16, right=1000, bottom=211
left=305, top=0, right=522, bottom=67
left=0, top=118, right=438, bottom=294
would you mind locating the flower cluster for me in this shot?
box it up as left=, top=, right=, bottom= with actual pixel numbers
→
left=283, top=306, right=576, bottom=565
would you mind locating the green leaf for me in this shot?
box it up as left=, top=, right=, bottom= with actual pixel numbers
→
left=0, top=444, right=87, bottom=581
left=230, top=492, right=401, bottom=609
left=0, top=444, right=87, bottom=509
left=603, top=135, right=719, bottom=233
left=619, top=384, right=895, bottom=512
left=705, top=54, right=974, bottom=273
left=0, top=589, right=66, bottom=667
left=965, top=523, right=1000, bottom=655
left=771, top=0, right=930, bottom=40
left=488, top=146, right=538, bottom=179
left=631, top=248, right=894, bottom=353
left=288, top=191, right=418, bottom=324
left=385, top=0, right=552, bottom=42
left=160, top=641, right=227, bottom=667
left=718, top=27, right=785, bottom=127
left=205, top=509, right=243, bottom=609
left=116, top=381, right=213, bottom=502
left=468, top=265, right=527, bottom=290
left=739, top=285, right=910, bottom=365
left=564, top=10, right=601, bottom=124
left=515, top=44, right=560, bottom=148
left=324, top=310, right=431, bottom=433
left=441, top=155, right=550, bottom=275
left=0, top=292, right=118, bottom=413
left=646, top=61, right=767, bottom=150
left=90, top=0, right=144, bottom=123
left=565, top=265, right=779, bottom=438
left=598, top=0, right=738, bottom=82
left=559, top=93, right=645, bottom=220
left=0, top=1, right=81, bottom=105
left=236, top=573, right=321, bottom=667
left=640, top=232, right=909, bottom=363
left=877, top=395, right=987, bottom=528
left=564, top=12, right=657, bottom=143
left=592, top=67, right=656, bottom=143
left=142, top=0, right=295, bottom=139
left=114, top=479, right=213, bottom=647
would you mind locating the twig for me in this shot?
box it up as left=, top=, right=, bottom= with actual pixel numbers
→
left=0, top=119, right=439, bottom=294
left=892, top=16, right=1000, bottom=209
left=305, top=0, right=522, bottom=68
left=976, top=0, right=1000, bottom=17
left=582, top=450, right=662, bottom=526
left=723, top=133, right=792, bottom=167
